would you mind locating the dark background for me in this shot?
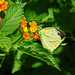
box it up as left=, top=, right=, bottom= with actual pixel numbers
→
left=0, top=0, right=75, bottom=75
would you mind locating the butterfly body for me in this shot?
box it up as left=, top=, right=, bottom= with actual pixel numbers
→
left=39, top=27, right=65, bottom=52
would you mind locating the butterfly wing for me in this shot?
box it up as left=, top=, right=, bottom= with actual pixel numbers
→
left=39, top=27, right=62, bottom=52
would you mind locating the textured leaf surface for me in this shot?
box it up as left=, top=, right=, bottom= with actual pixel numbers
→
left=0, top=37, right=12, bottom=52
left=0, top=3, right=26, bottom=36
left=9, top=29, right=21, bottom=43
left=14, top=38, right=60, bottom=70
left=12, top=51, right=27, bottom=74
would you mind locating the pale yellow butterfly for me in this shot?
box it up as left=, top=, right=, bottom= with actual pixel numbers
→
left=39, top=27, right=66, bottom=52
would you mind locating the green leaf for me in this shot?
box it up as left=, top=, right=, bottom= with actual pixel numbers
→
left=71, top=0, right=75, bottom=6
left=15, top=0, right=22, bottom=4
left=14, top=39, right=60, bottom=70
left=0, top=37, right=12, bottom=52
left=24, top=9, right=47, bottom=22
left=42, top=8, right=55, bottom=22
left=8, top=28, right=21, bottom=43
left=0, top=53, right=5, bottom=56
left=32, top=62, right=43, bottom=68
left=0, top=54, right=6, bottom=68
left=12, top=51, right=27, bottom=74
left=0, top=3, right=26, bottom=36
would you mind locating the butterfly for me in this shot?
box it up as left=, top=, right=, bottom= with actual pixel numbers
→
left=39, top=27, right=66, bottom=52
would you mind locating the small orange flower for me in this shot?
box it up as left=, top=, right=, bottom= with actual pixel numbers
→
left=23, top=26, right=28, bottom=32
left=0, top=0, right=5, bottom=4
left=33, top=32, right=39, bottom=38
left=29, top=21, right=37, bottom=27
left=20, top=25, right=28, bottom=33
left=23, top=33, right=30, bottom=39
left=21, top=17, right=28, bottom=26
left=21, top=20, right=28, bottom=26
left=0, top=0, right=9, bottom=12
left=21, top=17, right=26, bottom=21
left=20, top=17, right=39, bottom=39
left=29, top=21, right=37, bottom=32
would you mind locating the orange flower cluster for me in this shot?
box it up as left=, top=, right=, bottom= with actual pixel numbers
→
left=0, top=0, right=9, bottom=12
left=20, top=17, right=39, bottom=39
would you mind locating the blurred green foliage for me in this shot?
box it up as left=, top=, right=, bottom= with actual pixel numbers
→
left=0, top=0, right=75, bottom=75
